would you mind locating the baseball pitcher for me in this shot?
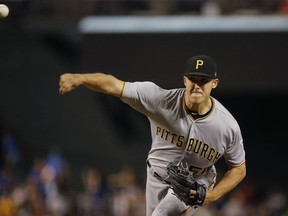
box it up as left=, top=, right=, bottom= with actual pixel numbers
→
left=59, top=55, right=246, bottom=216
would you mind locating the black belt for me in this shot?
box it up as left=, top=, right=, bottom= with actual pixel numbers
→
left=147, top=160, right=163, bottom=181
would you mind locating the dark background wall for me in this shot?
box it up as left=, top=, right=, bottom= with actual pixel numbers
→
left=1, top=23, right=288, bottom=190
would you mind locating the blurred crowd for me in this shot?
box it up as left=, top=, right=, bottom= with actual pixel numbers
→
left=3, top=0, right=288, bottom=24
left=0, top=126, right=288, bottom=216
left=23, top=0, right=288, bottom=16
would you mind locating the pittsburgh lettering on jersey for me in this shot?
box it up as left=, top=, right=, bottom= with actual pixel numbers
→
left=155, top=126, right=221, bottom=163
left=186, top=138, right=221, bottom=162
left=156, top=127, right=184, bottom=147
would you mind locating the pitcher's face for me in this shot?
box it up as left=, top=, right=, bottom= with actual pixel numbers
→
left=184, top=76, right=218, bottom=104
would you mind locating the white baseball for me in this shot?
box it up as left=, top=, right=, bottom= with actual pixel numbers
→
left=0, top=4, right=9, bottom=18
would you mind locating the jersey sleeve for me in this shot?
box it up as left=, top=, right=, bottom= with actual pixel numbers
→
left=224, top=125, right=246, bottom=167
left=120, top=81, right=163, bottom=116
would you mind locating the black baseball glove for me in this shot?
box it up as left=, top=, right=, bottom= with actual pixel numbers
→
left=165, top=162, right=206, bottom=206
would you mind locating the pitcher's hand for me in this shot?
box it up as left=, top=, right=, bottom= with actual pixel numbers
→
left=59, top=73, right=82, bottom=94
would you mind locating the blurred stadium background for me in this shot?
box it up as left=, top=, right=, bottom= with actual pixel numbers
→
left=0, top=0, right=288, bottom=215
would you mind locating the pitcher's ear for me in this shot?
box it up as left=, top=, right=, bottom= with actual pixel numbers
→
left=183, top=76, right=188, bottom=86
left=212, top=79, right=219, bottom=89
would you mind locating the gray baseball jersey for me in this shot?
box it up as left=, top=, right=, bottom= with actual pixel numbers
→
left=120, top=81, right=245, bottom=216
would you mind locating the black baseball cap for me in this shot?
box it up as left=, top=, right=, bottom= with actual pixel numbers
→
left=184, top=55, right=217, bottom=78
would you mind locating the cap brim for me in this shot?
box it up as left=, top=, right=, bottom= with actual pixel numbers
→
left=184, top=72, right=217, bottom=79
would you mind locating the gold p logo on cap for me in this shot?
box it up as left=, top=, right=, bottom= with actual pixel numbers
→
left=184, top=55, right=217, bottom=78
left=196, top=60, right=204, bottom=69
